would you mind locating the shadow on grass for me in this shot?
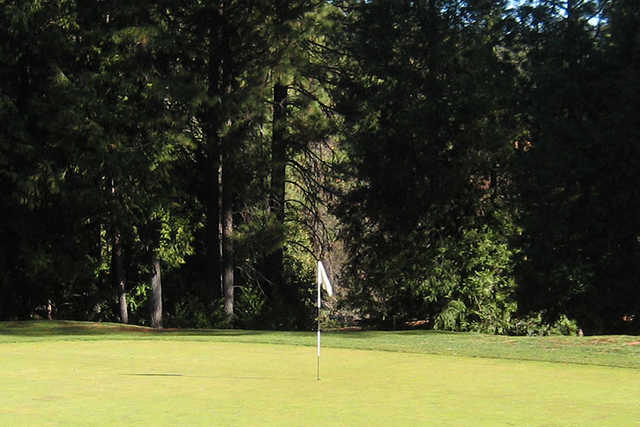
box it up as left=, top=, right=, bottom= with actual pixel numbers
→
left=0, top=320, right=271, bottom=338
left=122, top=373, right=285, bottom=380
left=128, top=373, right=184, bottom=377
left=322, top=329, right=445, bottom=339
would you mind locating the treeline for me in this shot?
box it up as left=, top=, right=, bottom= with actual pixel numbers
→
left=1, top=0, right=638, bottom=335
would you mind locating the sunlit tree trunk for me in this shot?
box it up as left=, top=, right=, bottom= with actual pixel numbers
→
left=112, top=229, right=128, bottom=324
left=220, top=2, right=235, bottom=323
left=150, top=256, right=162, bottom=328
left=222, top=177, right=234, bottom=320
left=111, top=178, right=128, bottom=324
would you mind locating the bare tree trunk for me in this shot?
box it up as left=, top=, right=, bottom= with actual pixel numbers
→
left=207, top=157, right=222, bottom=299
left=150, top=256, right=163, bottom=328
left=111, top=178, right=128, bottom=324
left=205, top=7, right=223, bottom=298
left=267, top=81, right=288, bottom=301
left=112, top=230, right=128, bottom=324
left=222, top=180, right=234, bottom=321
left=220, top=2, right=234, bottom=324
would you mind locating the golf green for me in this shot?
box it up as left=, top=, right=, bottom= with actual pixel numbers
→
left=1, top=340, right=639, bottom=425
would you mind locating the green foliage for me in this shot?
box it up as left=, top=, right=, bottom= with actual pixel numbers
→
left=513, top=0, right=640, bottom=334
left=1, top=0, right=639, bottom=335
left=332, top=0, right=522, bottom=332
left=429, top=221, right=519, bottom=334
left=154, top=209, right=198, bottom=268
left=167, top=298, right=228, bottom=329
left=508, top=312, right=580, bottom=337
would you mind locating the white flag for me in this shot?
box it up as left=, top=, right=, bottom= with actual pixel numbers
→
left=316, top=260, right=333, bottom=380
left=317, top=261, right=333, bottom=297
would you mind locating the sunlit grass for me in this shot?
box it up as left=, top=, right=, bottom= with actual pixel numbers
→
left=2, top=320, right=639, bottom=368
left=1, top=321, right=639, bottom=425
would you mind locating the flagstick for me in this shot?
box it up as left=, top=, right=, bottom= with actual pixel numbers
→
left=317, top=261, right=321, bottom=381
left=316, top=260, right=333, bottom=381
left=317, top=326, right=321, bottom=380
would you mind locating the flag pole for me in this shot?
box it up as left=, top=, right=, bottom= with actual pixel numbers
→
left=316, top=260, right=333, bottom=381
left=317, top=260, right=321, bottom=381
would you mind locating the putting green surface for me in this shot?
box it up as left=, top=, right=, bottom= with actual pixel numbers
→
left=1, top=339, right=639, bottom=426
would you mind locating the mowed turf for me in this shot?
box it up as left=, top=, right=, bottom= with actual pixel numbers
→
left=1, top=323, right=639, bottom=426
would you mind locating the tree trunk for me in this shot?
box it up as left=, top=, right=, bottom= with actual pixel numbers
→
left=150, top=256, right=163, bottom=328
left=206, top=17, right=222, bottom=299
left=207, top=158, right=222, bottom=299
left=111, top=177, right=128, bottom=324
left=222, top=179, right=234, bottom=321
left=267, top=82, right=288, bottom=300
left=112, top=229, right=128, bottom=324
left=220, top=3, right=234, bottom=324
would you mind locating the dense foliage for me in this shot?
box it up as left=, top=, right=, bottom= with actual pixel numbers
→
left=0, top=0, right=637, bottom=335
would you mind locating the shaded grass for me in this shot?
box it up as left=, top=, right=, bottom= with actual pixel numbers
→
left=1, top=320, right=639, bottom=369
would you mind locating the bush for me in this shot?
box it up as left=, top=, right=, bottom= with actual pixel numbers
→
left=508, top=312, right=579, bottom=336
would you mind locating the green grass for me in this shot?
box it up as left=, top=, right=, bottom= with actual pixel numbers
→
left=1, top=321, right=639, bottom=425
left=2, top=320, right=640, bottom=368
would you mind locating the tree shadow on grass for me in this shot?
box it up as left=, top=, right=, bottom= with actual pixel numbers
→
left=127, top=373, right=184, bottom=377
left=0, top=320, right=272, bottom=338
left=122, top=373, right=292, bottom=380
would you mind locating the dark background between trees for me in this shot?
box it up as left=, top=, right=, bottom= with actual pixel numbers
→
left=1, top=0, right=638, bottom=335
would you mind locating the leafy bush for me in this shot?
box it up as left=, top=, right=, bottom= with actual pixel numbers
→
left=430, top=222, right=519, bottom=334
left=508, top=312, right=579, bottom=336
left=164, top=297, right=227, bottom=329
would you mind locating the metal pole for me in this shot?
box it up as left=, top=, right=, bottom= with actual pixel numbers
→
left=317, top=261, right=321, bottom=381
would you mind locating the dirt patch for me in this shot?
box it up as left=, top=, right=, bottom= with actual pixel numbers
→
left=405, top=320, right=429, bottom=328
left=625, top=341, right=640, bottom=346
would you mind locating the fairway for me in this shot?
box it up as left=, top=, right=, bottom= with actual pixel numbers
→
left=1, top=336, right=640, bottom=425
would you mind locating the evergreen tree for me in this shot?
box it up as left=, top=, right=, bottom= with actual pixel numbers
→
left=513, top=0, right=640, bottom=333
left=330, top=0, right=519, bottom=327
